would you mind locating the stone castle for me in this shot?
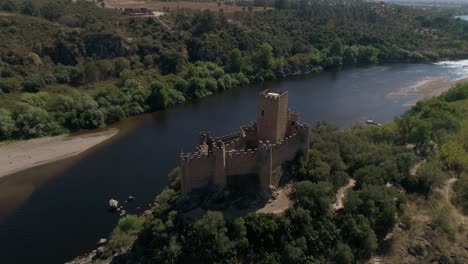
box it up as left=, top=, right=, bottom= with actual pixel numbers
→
left=180, top=90, right=310, bottom=194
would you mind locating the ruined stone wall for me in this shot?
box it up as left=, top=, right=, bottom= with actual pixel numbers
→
left=225, top=150, right=258, bottom=176
left=180, top=154, right=214, bottom=193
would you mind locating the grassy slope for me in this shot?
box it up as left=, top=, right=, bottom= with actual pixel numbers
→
left=380, top=98, right=468, bottom=263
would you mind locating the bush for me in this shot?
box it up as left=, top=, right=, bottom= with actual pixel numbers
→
left=0, top=77, right=22, bottom=93
left=13, top=103, right=61, bottom=138
left=109, top=215, right=142, bottom=250
left=0, top=108, right=15, bottom=139
left=23, top=75, right=46, bottom=93
left=441, top=83, right=468, bottom=102
left=148, top=80, right=185, bottom=109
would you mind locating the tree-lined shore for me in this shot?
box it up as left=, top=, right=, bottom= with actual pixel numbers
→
left=2, top=0, right=468, bottom=141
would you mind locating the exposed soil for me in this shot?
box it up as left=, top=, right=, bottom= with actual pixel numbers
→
left=333, top=178, right=356, bottom=210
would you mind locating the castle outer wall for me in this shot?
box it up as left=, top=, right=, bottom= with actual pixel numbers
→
left=180, top=124, right=309, bottom=194
left=179, top=90, right=310, bottom=195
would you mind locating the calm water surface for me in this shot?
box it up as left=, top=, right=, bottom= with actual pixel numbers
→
left=1, top=61, right=468, bottom=264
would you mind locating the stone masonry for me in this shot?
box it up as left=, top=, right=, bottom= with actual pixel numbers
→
left=180, top=90, right=310, bottom=194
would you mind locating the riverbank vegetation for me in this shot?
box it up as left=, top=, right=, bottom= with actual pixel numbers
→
left=87, top=83, right=468, bottom=263
left=2, top=0, right=468, bottom=140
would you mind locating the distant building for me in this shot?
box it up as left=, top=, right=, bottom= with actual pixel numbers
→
left=180, top=90, right=309, bottom=194
left=123, top=8, right=154, bottom=16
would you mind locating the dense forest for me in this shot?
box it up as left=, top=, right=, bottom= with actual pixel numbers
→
left=85, top=83, right=468, bottom=264
left=1, top=0, right=468, bottom=140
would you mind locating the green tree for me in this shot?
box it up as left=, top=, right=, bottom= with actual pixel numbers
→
left=227, top=48, right=243, bottom=73
left=13, top=103, right=60, bottom=138
left=294, top=181, right=333, bottom=217
left=23, top=75, right=46, bottom=93
left=330, top=38, right=345, bottom=57
left=0, top=0, right=17, bottom=12
left=253, top=43, right=275, bottom=71
left=183, top=211, right=235, bottom=262
left=96, top=60, right=115, bottom=78
left=69, top=67, right=85, bottom=86
left=84, top=62, right=101, bottom=83
left=338, top=214, right=377, bottom=259
left=113, top=57, right=131, bottom=75
left=40, top=2, right=61, bottom=21
left=121, top=79, right=150, bottom=116
left=0, top=78, right=22, bottom=93
left=20, top=0, right=37, bottom=16
left=160, top=51, right=186, bottom=74
left=335, top=243, right=354, bottom=264
left=148, top=80, right=185, bottom=110
left=0, top=108, right=15, bottom=139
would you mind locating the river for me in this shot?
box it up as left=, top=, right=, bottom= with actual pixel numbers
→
left=1, top=61, right=468, bottom=264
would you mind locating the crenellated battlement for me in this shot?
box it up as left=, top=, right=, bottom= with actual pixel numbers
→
left=260, top=89, right=288, bottom=100
left=180, top=89, right=309, bottom=194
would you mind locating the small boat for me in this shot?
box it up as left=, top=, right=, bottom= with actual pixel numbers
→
left=366, top=120, right=382, bottom=126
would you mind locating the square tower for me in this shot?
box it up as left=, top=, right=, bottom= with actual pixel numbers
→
left=257, top=90, right=288, bottom=144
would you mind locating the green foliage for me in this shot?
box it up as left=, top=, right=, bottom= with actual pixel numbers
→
left=294, top=181, right=333, bottom=217
left=12, top=103, right=61, bottom=138
left=84, top=62, right=101, bottom=83
left=148, top=80, right=185, bottom=110
left=40, top=2, right=62, bottom=21
left=227, top=48, right=243, bottom=73
left=20, top=0, right=37, bottom=16
left=335, top=243, right=354, bottom=264
left=0, top=77, right=21, bottom=93
left=0, top=108, right=14, bottom=139
left=403, top=162, right=447, bottom=196
left=160, top=51, right=186, bottom=74
left=0, top=0, right=17, bottom=12
left=109, top=215, right=142, bottom=250
left=344, top=185, right=396, bottom=239
left=23, top=75, right=46, bottom=93
left=183, top=211, right=235, bottom=262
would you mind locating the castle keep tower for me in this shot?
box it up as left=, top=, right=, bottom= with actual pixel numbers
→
left=257, top=91, right=289, bottom=144
left=180, top=89, right=309, bottom=194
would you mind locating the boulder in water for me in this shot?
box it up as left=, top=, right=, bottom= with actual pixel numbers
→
left=108, top=199, right=119, bottom=210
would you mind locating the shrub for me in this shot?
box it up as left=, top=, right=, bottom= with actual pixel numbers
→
left=109, top=215, right=142, bottom=250
left=0, top=77, right=22, bottom=93
left=0, top=108, right=15, bottom=140
left=23, top=75, right=46, bottom=93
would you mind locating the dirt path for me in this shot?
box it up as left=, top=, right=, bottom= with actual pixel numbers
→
left=445, top=177, right=466, bottom=225
left=333, top=178, right=356, bottom=210
left=257, top=184, right=293, bottom=215
left=0, top=129, right=118, bottom=178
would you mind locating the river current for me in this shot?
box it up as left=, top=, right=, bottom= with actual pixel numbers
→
left=1, top=61, right=468, bottom=263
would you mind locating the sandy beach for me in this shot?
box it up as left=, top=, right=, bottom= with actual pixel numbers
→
left=0, top=129, right=118, bottom=178
left=389, top=77, right=468, bottom=106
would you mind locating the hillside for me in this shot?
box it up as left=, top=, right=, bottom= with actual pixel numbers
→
left=2, top=0, right=468, bottom=141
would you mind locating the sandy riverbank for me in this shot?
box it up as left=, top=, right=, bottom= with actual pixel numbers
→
left=389, top=77, right=468, bottom=106
left=0, top=129, right=118, bottom=178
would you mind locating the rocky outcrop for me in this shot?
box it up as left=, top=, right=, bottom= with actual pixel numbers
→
left=25, top=52, right=43, bottom=66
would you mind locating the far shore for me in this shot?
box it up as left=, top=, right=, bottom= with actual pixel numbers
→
left=0, top=129, right=118, bottom=178
left=389, top=77, right=468, bottom=106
